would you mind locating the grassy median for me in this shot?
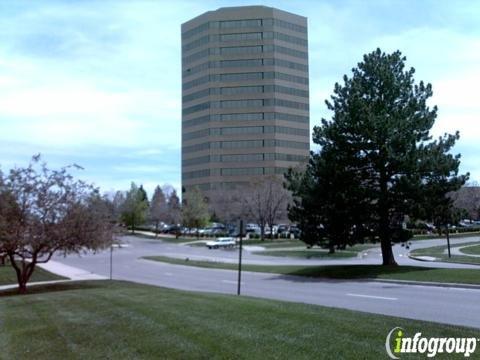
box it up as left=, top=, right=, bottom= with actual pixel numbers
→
left=0, top=280, right=478, bottom=359
left=411, top=241, right=480, bottom=265
left=144, top=255, right=480, bottom=285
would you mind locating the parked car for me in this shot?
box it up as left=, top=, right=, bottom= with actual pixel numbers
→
left=205, top=237, right=236, bottom=249
left=245, top=223, right=260, bottom=234
left=289, top=225, right=301, bottom=238
left=277, top=224, right=289, bottom=234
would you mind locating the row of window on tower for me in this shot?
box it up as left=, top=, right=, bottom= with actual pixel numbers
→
left=183, top=112, right=309, bottom=128
left=182, top=166, right=292, bottom=180
left=182, top=139, right=309, bottom=154
left=183, top=58, right=308, bottom=78
left=182, top=18, right=307, bottom=41
left=183, top=98, right=309, bottom=116
left=183, top=84, right=308, bottom=103
left=183, top=44, right=307, bottom=64
left=183, top=31, right=307, bottom=52
left=183, top=152, right=308, bottom=166
left=183, top=71, right=308, bottom=90
left=183, top=125, right=309, bottom=141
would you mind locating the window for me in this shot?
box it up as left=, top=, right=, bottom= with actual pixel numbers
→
left=221, top=86, right=264, bottom=95
left=183, top=128, right=209, bottom=140
left=183, top=155, right=211, bottom=166
left=219, top=72, right=263, bottom=82
left=272, top=19, right=307, bottom=34
left=183, top=88, right=211, bottom=103
left=182, top=22, right=210, bottom=40
left=182, top=102, right=210, bottom=115
left=219, top=99, right=264, bottom=108
left=275, top=113, right=309, bottom=124
left=220, top=46, right=263, bottom=55
left=216, top=113, right=264, bottom=121
left=221, top=154, right=264, bottom=162
left=220, top=59, right=263, bottom=68
left=221, top=140, right=264, bottom=149
left=220, top=126, right=264, bottom=135
left=220, top=32, right=262, bottom=42
left=182, top=35, right=209, bottom=52
left=182, top=142, right=210, bottom=153
left=183, top=75, right=209, bottom=90
left=275, top=126, right=309, bottom=136
left=220, top=19, right=262, bottom=28
left=221, top=167, right=264, bottom=176
left=183, top=115, right=211, bottom=128
left=182, top=169, right=210, bottom=180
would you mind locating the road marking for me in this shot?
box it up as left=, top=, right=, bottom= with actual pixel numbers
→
left=346, top=293, right=397, bottom=300
left=222, top=280, right=244, bottom=285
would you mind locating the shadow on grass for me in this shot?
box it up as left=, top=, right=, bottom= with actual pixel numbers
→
left=0, top=280, right=110, bottom=298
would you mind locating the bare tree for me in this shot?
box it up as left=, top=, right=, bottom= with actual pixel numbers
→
left=166, top=189, right=181, bottom=225
left=182, top=187, right=210, bottom=237
left=244, top=176, right=291, bottom=241
left=0, top=155, right=115, bottom=293
left=208, top=188, right=247, bottom=225
left=451, top=182, right=480, bottom=220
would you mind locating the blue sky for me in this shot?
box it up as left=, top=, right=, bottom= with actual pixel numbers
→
left=0, top=0, right=479, bottom=197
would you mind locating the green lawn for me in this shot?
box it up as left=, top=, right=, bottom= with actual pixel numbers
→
left=0, top=281, right=477, bottom=359
left=0, top=264, right=66, bottom=286
left=412, top=231, right=480, bottom=241
left=144, top=256, right=480, bottom=285
left=411, top=241, right=480, bottom=265
left=459, top=244, right=480, bottom=255
left=253, top=249, right=357, bottom=259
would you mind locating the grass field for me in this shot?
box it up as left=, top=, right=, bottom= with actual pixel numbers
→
left=459, top=244, right=480, bottom=255
left=144, top=256, right=480, bottom=285
left=253, top=249, right=357, bottom=259
left=0, top=280, right=478, bottom=359
left=0, top=264, right=66, bottom=286
left=412, top=231, right=480, bottom=241
left=411, top=241, right=480, bottom=265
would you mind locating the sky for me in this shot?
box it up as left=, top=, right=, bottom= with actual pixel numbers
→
left=0, top=0, right=479, bottom=197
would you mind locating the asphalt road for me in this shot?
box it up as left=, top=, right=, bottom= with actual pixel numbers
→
left=53, top=235, right=480, bottom=329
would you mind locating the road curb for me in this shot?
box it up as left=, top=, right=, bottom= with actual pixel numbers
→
left=408, top=253, right=480, bottom=267
left=372, top=278, right=480, bottom=290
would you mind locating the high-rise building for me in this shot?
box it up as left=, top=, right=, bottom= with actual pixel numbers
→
left=181, top=6, right=309, bottom=199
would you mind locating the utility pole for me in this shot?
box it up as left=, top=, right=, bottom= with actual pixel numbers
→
left=109, top=242, right=113, bottom=280
left=237, top=220, right=243, bottom=296
left=446, top=224, right=451, bottom=258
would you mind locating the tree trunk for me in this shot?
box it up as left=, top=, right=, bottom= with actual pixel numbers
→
left=380, top=238, right=397, bottom=265
left=155, top=221, right=159, bottom=238
left=328, top=244, right=335, bottom=254
left=379, top=168, right=397, bottom=266
left=260, top=225, right=265, bottom=241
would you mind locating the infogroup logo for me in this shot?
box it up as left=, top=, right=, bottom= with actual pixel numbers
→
left=385, top=327, right=478, bottom=358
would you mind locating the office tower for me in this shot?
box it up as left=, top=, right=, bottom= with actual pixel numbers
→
left=181, top=6, right=309, bottom=200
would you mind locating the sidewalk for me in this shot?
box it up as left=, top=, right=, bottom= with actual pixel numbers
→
left=37, top=261, right=107, bottom=281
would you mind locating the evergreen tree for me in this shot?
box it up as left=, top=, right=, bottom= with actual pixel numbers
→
left=121, top=182, right=149, bottom=233
left=182, top=187, right=209, bottom=237
left=166, top=189, right=181, bottom=225
left=287, top=49, right=468, bottom=265
left=149, top=185, right=167, bottom=236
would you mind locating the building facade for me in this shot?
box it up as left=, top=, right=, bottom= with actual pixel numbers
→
left=181, top=6, right=309, bottom=197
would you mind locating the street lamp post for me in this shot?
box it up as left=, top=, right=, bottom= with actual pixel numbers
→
left=237, top=220, right=243, bottom=296
left=109, top=243, right=113, bottom=280
left=446, top=224, right=451, bottom=258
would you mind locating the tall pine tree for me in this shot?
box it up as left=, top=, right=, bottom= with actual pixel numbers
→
left=288, top=49, right=468, bottom=265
